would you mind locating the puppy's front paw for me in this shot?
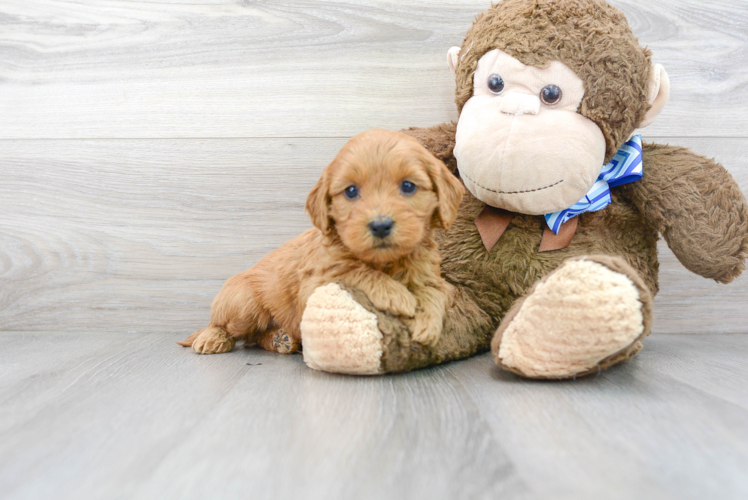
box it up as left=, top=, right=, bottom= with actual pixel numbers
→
left=389, top=291, right=418, bottom=318
left=410, top=314, right=443, bottom=347
left=191, top=327, right=235, bottom=354
left=368, top=286, right=417, bottom=318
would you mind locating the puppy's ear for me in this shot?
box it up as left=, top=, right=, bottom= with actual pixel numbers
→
left=306, top=168, right=332, bottom=234
left=421, top=149, right=464, bottom=230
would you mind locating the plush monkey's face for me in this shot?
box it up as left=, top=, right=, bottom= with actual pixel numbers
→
left=450, top=47, right=668, bottom=215
left=454, top=49, right=606, bottom=214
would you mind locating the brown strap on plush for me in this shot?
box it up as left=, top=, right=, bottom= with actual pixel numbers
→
left=475, top=205, right=515, bottom=251
left=539, top=217, right=579, bottom=252
left=475, top=206, right=579, bottom=253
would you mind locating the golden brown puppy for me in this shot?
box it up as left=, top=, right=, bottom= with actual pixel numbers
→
left=178, top=129, right=464, bottom=355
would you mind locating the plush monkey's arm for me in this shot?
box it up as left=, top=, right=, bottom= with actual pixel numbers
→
left=623, top=143, right=748, bottom=283
left=401, top=122, right=459, bottom=174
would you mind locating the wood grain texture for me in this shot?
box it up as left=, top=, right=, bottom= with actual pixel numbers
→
left=451, top=334, right=748, bottom=500
left=2, top=137, right=747, bottom=334
left=0, top=331, right=529, bottom=500
left=0, top=0, right=747, bottom=139
left=0, top=331, right=746, bottom=500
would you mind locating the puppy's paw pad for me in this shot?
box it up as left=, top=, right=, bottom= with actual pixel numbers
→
left=271, top=330, right=300, bottom=354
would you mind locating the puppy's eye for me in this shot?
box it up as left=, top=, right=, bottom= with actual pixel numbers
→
left=344, top=185, right=359, bottom=200
left=400, top=181, right=417, bottom=195
left=540, top=85, right=562, bottom=105
left=487, top=74, right=505, bottom=95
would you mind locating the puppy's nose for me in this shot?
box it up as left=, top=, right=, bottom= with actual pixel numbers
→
left=369, top=217, right=394, bottom=238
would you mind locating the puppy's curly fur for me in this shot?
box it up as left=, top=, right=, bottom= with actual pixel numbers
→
left=178, top=129, right=465, bottom=354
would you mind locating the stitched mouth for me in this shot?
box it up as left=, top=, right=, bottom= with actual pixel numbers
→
left=461, top=171, right=563, bottom=194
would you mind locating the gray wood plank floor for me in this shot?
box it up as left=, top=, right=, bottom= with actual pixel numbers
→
left=1, top=332, right=747, bottom=500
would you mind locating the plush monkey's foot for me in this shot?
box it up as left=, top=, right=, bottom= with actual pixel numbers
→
left=300, top=283, right=384, bottom=375
left=180, top=326, right=236, bottom=355
left=256, top=328, right=300, bottom=354
left=492, top=256, right=653, bottom=379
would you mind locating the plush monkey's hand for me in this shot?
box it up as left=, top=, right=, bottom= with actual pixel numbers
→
left=624, top=143, right=748, bottom=283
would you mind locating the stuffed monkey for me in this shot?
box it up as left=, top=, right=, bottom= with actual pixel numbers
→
left=300, top=0, right=748, bottom=378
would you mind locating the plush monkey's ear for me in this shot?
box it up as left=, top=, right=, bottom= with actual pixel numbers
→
left=640, top=64, right=670, bottom=128
left=447, top=46, right=461, bottom=75
left=422, top=150, right=465, bottom=230
left=306, top=168, right=332, bottom=234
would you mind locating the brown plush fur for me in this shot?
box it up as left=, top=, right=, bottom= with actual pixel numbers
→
left=178, top=129, right=464, bottom=354
left=621, top=144, right=748, bottom=283
left=374, top=121, right=748, bottom=374
left=454, top=0, right=652, bottom=161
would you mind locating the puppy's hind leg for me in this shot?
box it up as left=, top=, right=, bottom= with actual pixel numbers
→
left=178, top=326, right=236, bottom=355
left=256, top=324, right=301, bottom=354
left=179, top=270, right=272, bottom=355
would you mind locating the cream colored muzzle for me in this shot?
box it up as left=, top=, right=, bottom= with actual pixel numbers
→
left=499, top=92, right=540, bottom=116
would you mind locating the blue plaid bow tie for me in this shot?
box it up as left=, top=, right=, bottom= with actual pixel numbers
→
left=544, top=135, right=643, bottom=234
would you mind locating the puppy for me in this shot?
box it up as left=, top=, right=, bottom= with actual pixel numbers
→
left=178, top=129, right=464, bottom=355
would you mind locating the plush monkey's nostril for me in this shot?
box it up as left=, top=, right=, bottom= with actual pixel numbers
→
left=368, top=217, right=394, bottom=238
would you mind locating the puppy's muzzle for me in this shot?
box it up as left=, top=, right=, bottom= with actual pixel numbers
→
left=368, top=217, right=394, bottom=238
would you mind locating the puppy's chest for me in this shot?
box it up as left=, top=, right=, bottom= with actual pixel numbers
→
left=377, top=250, right=440, bottom=289
left=378, top=263, right=416, bottom=287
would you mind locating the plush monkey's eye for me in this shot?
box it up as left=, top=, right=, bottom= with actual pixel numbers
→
left=344, top=185, right=359, bottom=200
left=400, top=181, right=417, bottom=195
left=487, top=74, right=505, bottom=95
left=540, top=85, right=562, bottom=105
